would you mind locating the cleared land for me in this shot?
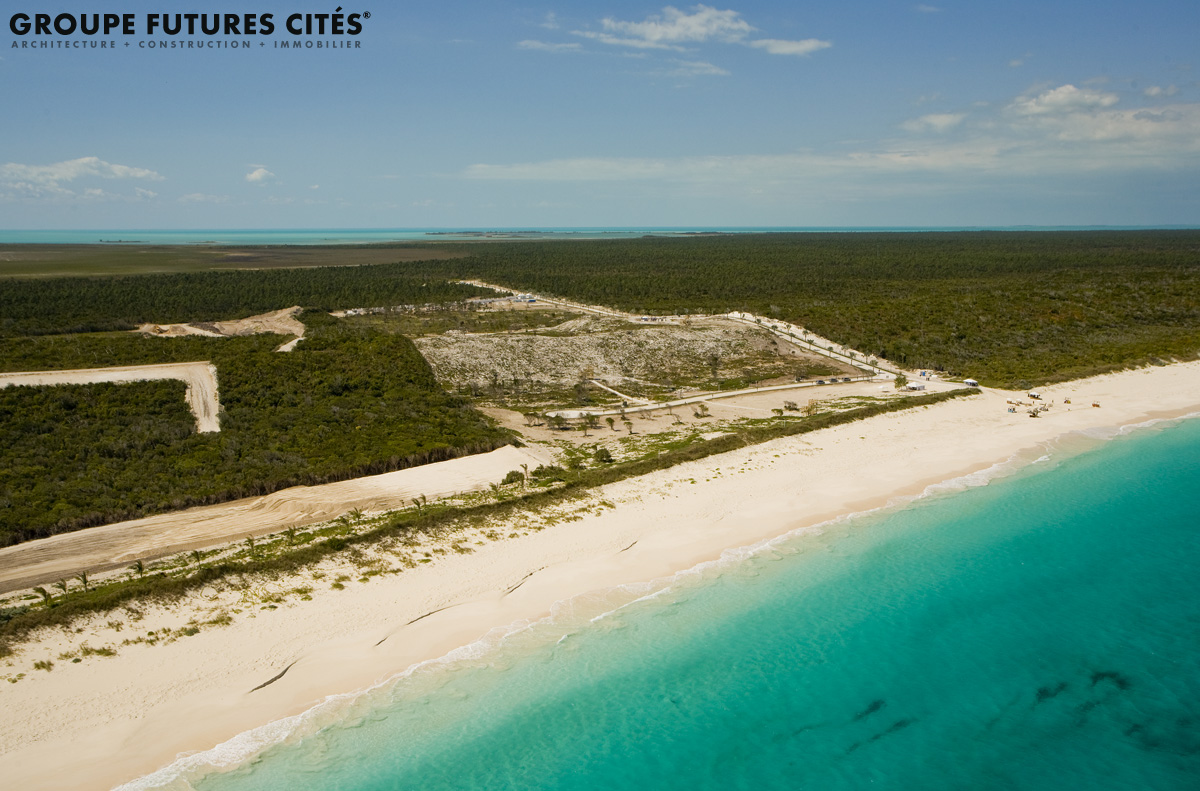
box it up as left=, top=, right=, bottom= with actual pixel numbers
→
left=412, top=313, right=853, bottom=411
left=137, top=306, right=306, bottom=352
left=0, top=361, right=220, bottom=433
left=405, top=231, right=1200, bottom=387
left=0, top=445, right=550, bottom=593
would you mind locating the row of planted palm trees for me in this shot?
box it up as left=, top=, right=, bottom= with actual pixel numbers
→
left=30, top=559, right=152, bottom=607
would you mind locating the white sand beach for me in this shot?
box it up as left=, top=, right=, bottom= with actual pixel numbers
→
left=3, top=361, right=1200, bottom=791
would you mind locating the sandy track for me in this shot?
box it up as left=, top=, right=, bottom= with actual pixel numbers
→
left=136, top=306, right=305, bottom=352
left=0, top=444, right=550, bottom=593
left=0, top=361, right=220, bottom=433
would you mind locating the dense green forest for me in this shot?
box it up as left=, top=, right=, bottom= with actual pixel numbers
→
left=0, top=266, right=487, bottom=336
left=400, top=231, right=1200, bottom=387
left=1, top=231, right=1197, bottom=546
left=6, top=232, right=1197, bottom=388
left=0, top=312, right=511, bottom=546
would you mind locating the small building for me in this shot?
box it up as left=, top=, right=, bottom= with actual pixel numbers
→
left=906, top=382, right=926, bottom=391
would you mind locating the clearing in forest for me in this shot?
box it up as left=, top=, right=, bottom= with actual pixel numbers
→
left=411, top=313, right=855, bottom=412
left=0, top=361, right=220, bottom=433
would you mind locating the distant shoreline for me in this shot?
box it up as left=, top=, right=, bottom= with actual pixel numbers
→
left=3, top=226, right=1199, bottom=246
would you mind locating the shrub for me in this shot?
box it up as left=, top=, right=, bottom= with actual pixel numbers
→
left=532, top=464, right=566, bottom=480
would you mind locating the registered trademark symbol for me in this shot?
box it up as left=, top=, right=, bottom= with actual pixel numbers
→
left=363, top=11, right=371, bottom=18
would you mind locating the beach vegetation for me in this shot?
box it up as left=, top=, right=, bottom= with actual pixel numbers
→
left=0, top=388, right=974, bottom=649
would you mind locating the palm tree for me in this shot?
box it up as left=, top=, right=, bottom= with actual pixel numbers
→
left=76, top=571, right=89, bottom=592
left=33, top=586, right=52, bottom=606
left=54, top=579, right=69, bottom=597
left=129, top=559, right=145, bottom=578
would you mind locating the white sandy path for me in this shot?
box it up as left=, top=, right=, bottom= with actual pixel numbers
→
left=136, top=306, right=306, bottom=353
left=3, top=362, right=1200, bottom=791
left=0, top=444, right=553, bottom=593
left=0, top=361, right=221, bottom=433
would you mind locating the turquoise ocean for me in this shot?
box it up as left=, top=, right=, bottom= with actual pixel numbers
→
left=3, top=226, right=1196, bottom=245
left=135, top=417, right=1199, bottom=790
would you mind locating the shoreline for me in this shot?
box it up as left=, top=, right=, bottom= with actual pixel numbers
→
left=4, top=362, right=1200, bottom=790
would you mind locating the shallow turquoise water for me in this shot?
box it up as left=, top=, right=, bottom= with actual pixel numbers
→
left=194, top=419, right=1200, bottom=790
left=2, top=227, right=1190, bottom=245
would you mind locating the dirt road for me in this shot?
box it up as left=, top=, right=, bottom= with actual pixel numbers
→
left=0, top=444, right=551, bottom=593
left=136, top=306, right=305, bottom=352
left=0, top=361, right=221, bottom=433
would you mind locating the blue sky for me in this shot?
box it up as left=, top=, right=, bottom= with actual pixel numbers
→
left=2, top=1, right=1198, bottom=228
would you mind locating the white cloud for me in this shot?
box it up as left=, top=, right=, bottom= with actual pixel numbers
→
left=1018, top=104, right=1200, bottom=143
left=1144, top=85, right=1178, bottom=97
left=309, top=184, right=320, bottom=190
left=462, top=149, right=1024, bottom=186
left=179, top=193, right=230, bottom=203
left=915, top=4, right=939, bottom=13
left=901, top=113, right=966, bottom=133
left=134, top=187, right=158, bottom=200
left=572, top=30, right=685, bottom=51
left=749, top=38, right=831, bottom=56
left=1009, top=84, right=1119, bottom=116
left=245, top=167, right=275, bottom=183
left=518, top=39, right=582, bottom=52
left=0, top=156, right=161, bottom=187
left=593, top=5, right=754, bottom=47
left=664, top=59, right=730, bottom=77
left=567, top=6, right=830, bottom=63
left=462, top=91, right=1200, bottom=189
left=0, top=156, right=163, bottom=200
left=540, top=12, right=560, bottom=30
